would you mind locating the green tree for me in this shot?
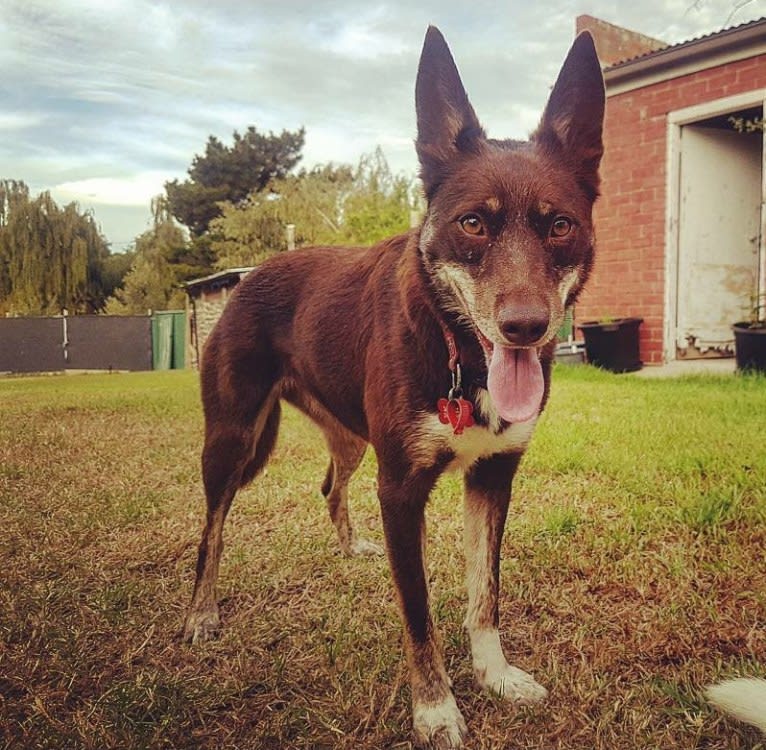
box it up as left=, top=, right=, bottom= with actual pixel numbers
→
left=209, top=149, right=419, bottom=269
left=165, top=126, right=305, bottom=236
left=105, top=197, right=189, bottom=314
left=0, top=180, right=111, bottom=315
left=147, top=194, right=214, bottom=283
left=340, top=148, right=420, bottom=245
left=209, top=163, right=355, bottom=268
left=0, top=180, right=29, bottom=303
left=101, top=249, right=135, bottom=300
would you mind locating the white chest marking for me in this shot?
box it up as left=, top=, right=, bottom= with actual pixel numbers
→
left=415, top=388, right=538, bottom=471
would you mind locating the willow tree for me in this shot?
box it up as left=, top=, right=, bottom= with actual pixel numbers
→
left=0, top=180, right=110, bottom=315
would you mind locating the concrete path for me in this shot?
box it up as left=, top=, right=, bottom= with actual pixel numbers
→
left=633, top=358, right=737, bottom=378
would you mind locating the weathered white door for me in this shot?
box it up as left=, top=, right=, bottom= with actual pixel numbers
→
left=676, top=125, right=762, bottom=355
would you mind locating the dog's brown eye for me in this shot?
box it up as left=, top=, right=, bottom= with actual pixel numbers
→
left=551, top=217, right=573, bottom=238
left=459, top=214, right=484, bottom=236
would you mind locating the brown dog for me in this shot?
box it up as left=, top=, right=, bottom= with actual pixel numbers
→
left=184, top=26, right=604, bottom=748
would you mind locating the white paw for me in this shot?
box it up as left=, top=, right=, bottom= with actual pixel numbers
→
left=349, top=537, right=385, bottom=557
left=412, top=694, right=468, bottom=749
left=480, top=664, right=548, bottom=705
left=183, top=608, right=220, bottom=644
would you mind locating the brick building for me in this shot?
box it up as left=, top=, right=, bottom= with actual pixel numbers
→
left=576, top=15, right=766, bottom=364
left=183, top=267, right=254, bottom=369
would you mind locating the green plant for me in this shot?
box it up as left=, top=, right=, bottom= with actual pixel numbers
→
left=741, top=290, right=766, bottom=328
left=728, top=114, right=764, bottom=134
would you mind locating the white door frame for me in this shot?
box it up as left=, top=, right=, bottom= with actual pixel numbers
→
left=664, top=89, right=766, bottom=362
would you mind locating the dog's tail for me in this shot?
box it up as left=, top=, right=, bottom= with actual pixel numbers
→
left=706, top=678, right=766, bottom=733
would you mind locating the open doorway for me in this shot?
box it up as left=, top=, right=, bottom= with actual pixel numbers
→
left=670, top=100, right=764, bottom=360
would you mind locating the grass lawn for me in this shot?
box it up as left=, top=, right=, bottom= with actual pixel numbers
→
left=1, top=366, right=764, bottom=749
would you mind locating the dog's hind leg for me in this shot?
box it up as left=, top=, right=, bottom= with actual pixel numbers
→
left=321, top=427, right=383, bottom=557
left=183, top=388, right=280, bottom=644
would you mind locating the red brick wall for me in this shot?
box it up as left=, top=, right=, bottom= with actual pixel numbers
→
left=576, top=53, right=766, bottom=364
left=576, top=15, right=665, bottom=66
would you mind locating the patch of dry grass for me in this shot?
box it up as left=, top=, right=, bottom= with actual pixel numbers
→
left=1, top=368, right=764, bottom=749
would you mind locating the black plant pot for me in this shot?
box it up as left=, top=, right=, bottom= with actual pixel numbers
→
left=578, top=317, right=643, bottom=373
left=732, top=322, right=766, bottom=373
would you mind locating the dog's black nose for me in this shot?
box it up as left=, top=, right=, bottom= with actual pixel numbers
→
left=498, top=304, right=550, bottom=346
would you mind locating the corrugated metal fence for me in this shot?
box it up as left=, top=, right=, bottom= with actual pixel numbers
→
left=0, top=312, right=186, bottom=374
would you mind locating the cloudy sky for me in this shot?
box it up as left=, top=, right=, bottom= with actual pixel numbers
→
left=2, top=0, right=764, bottom=250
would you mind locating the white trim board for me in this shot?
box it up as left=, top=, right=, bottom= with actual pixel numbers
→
left=668, top=90, right=766, bottom=125
left=664, top=90, right=766, bottom=362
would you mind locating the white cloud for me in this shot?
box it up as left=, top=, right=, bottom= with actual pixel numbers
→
left=0, top=112, right=46, bottom=130
left=317, top=8, right=409, bottom=59
left=53, top=172, right=171, bottom=207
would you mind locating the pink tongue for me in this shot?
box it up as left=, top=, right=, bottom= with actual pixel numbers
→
left=486, top=346, right=544, bottom=423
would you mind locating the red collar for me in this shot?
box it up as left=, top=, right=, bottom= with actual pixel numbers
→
left=436, top=321, right=474, bottom=434
left=438, top=320, right=459, bottom=372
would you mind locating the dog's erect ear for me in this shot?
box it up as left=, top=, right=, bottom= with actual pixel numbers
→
left=415, top=26, right=485, bottom=198
left=535, top=31, right=605, bottom=198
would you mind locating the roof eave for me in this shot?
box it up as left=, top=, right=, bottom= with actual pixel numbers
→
left=183, top=267, right=255, bottom=291
left=604, top=19, right=766, bottom=90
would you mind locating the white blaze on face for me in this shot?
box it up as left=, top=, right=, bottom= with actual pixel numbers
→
left=419, top=214, right=436, bottom=250
left=433, top=261, right=479, bottom=322
left=558, top=269, right=580, bottom=306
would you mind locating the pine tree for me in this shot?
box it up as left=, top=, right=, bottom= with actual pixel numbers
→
left=165, top=126, right=305, bottom=236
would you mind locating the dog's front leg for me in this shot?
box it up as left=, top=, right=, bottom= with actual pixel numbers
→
left=463, top=454, right=548, bottom=705
left=378, top=469, right=468, bottom=749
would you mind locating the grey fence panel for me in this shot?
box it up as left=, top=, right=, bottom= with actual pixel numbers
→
left=66, top=316, right=152, bottom=371
left=0, top=318, right=65, bottom=373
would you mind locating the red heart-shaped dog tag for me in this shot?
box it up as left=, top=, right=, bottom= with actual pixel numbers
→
left=437, top=397, right=475, bottom=435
